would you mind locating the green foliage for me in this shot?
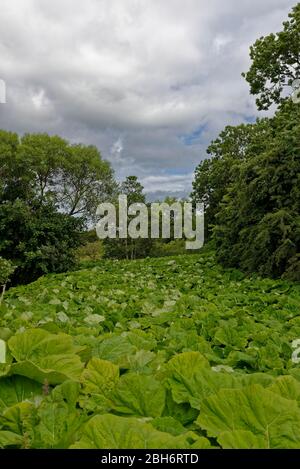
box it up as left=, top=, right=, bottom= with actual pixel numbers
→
left=0, top=131, right=116, bottom=220
left=0, top=252, right=299, bottom=448
left=0, top=130, right=117, bottom=284
left=192, top=4, right=300, bottom=279
left=0, top=256, right=16, bottom=304
left=197, top=384, right=300, bottom=448
left=70, top=414, right=202, bottom=449
left=150, top=239, right=187, bottom=257
left=0, top=200, right=83, bottom=284
left=76, top=240, right=104, bottom=262
left=104, top=176, right=153, bottom=260
left=242, top=3, right=300, bottom=110
left=0, top=3, right=299, bottom=449
left=191, top=121, right=271, bottom=237
left=213, top=102, right=300, bottom=279
left=0, top=258, right=15, bottom=287
left=120, top=176, right=145, bottom=204
left=58, top=143, right=116, bottom=219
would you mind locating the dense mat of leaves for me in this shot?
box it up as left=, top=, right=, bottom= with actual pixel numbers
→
left=0, top=252, right=299, bottom=448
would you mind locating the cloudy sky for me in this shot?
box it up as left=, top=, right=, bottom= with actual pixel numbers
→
left=0, top=0, right=296, bottom=199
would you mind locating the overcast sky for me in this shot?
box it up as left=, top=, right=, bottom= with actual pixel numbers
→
left=0, top=0, right=296, bottom=199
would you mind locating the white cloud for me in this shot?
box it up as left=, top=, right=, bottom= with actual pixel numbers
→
left=213, top=35, right=232, bottom=53
left=0, top=0, right=296, bottom=197
left=110, top=136, right=124, bottom=162
left=141, top=173, right=194, bottom=194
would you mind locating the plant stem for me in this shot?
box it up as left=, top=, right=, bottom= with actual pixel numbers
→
left=0, top=283, right=6, bottom=304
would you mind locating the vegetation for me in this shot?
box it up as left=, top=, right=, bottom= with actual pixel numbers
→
left=0, top=257, right=15, bottom=303
left=0, top=2, right=299, bottom=452
left=0, top=251, right=299, bottom=448
left=0, top=131, right=115, bottom=220
left=192, top=5, right=300, bottom=280
left=103, top=176, right=153, bottom=260
left=0, top=131, right=116, bottom=284
left=242, top=3, right=300, bottom=110
left=76, top=240, right=105, bottom=263
left=0, top=200, right=84, bottom=285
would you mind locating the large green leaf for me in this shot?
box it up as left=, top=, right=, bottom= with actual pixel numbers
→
left=124, top=330, right=157, bottom=351
left=7, top=330, right=83, bottom=384
left=268, top=375, right=300, bottom=405
left=79, top=358, right=119, bottom=412
left=163, top=389, right=199, bottom=425
left=167, top=352, right=236, bottom=409
left=0, top=401, right=35, bottom=437
left=111, top=373, right=165, bottom=417
left=70, top=414, right=202, bottom=449
left=92, top=336, right=137, bottom=367
left=0, top=430, right=24, bottom=448
left=8, top=329, right=78, bottom=360
left=197, top=384, right=300, bottom=448
left=214, top=325, right=248, bottom=349
left=10, top=356, right=83, bottom=385
left=150, top=416, right=187, bottom=436
left=33, top=400, right=84, bottom=449
left=0, top=375, right=42, bottom=411
left=218, top=430, right=267, bottom=449
left=51, top=380, right=80, bottom=408
left=81, top=358, right=119, bottom=395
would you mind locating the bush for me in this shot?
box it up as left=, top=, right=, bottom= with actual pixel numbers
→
left=0, top=200, right=83, bottom=284
left=150, top=240, right=188, bottom=257
left=76, top=240, right=104, bottom=262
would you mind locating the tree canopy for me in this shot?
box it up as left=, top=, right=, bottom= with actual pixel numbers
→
left=192, top=4, right=300, bottom=280
left=242, top=3, right=300, bottom=110
left=0, top=131, right=116, bottom=283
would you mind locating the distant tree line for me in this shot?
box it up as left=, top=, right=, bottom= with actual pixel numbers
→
left=103, top=176, right=194, bottom=260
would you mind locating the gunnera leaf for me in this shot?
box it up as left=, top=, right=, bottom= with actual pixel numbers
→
left=7, top=329, right=83, bottom=384
left=70, top=414, right=199, bottom=449
left=197, top=384, right=300, bottom=448
left=111, top=373, right=165, bottom=418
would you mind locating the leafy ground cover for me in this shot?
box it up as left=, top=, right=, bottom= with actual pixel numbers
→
left=0, top=251, right=299, bottom=448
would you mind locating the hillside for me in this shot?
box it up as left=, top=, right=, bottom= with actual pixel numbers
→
left=0, top=252, right=299, bottom=448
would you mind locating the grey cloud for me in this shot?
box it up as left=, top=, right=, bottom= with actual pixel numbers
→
left=0, top=0, right=296, bottom=199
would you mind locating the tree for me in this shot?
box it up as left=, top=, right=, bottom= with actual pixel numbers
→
left=17, top=134, right=116, bottom=221
left=213, top=101, right=300, bottom=280
left=0, top=131, right=117, bottom=221
left=191, top=121, right=271, bottom=237
left=0, top=130, right=117, bottom=284
left=242, top=3, right=300, bottom=110
left=58, top=144, right=116, bottom=219
left=191, top=4, right=300, bottom=279
left=18, top=133, right=69, bottom=204
left=0, top=130, right=33, bottom=202
left=0, top=200, right=83, bottom=284
left=103, top=176, right=153, bottom=260
left=120, top=176, right=145, bottom=204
